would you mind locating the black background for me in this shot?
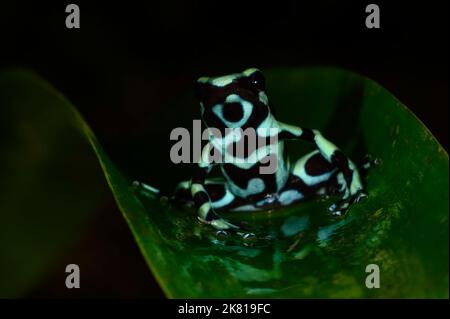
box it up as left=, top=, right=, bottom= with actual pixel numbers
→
left=0, top=0, right=448, bottom=297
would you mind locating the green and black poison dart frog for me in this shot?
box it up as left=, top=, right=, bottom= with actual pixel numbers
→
left=134, top=68, right=375, bottom=232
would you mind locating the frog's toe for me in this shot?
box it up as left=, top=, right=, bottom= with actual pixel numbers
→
left=331, top=210, right=344, bottom=217
left=242, top=232, right=256, bottom=240
left=329, top=190, right=367, bottom=217
left=359, top=154, right=381, bottom=173
left=210, top=218, right=240, bottom=231
left=355, top=191, right=368, bottom=203
left=131, top=180, right=140, bottom=189
left=328, top=202, right=338, bottom=212
left=131, top=180, right=160, bottom=199
left=216, top=229, right=230, bottom=238
left=328, top=200, right=350, bottom=216
left=234, top=231, right=257, bottom=245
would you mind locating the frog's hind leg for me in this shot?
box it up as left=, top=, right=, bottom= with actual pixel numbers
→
left=323, top=154, right=379, bottom=213
left=289, top=150, right=338, bottom=193
left=267, top=150, right=336, bottom=208
left=326, top=154, right=380, bottom=214
left=172, top=178, right=244, bottom=211
left=287, top=150, right=358, bottom=215
left=288, top=150, right=375, bottom=216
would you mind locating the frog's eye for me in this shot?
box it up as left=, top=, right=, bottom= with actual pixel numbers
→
left=249, top=70, right=265, bottom=91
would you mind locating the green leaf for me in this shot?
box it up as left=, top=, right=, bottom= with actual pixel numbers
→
left=0, top=67, right=447, bottom=298
left=0, top=69, right=108, bottom=297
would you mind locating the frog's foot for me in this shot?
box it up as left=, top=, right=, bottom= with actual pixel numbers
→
left=131, top=180, right=162, bottom=199
left=199, top=216, right=257, bottom=240
left=214, top=229, right=257, bottom=244
left=210, top=218, right=241, bottom=231
left=198, top=215, right=240, bottom=231
left=328, top=191, right=367, bottom=217
left=359, top=154, right=381, bottom=175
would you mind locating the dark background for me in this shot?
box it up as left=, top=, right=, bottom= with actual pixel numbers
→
left=0, top=0, right=448, bottom=297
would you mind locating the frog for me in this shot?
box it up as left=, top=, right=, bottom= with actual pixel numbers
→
left=134, top=68, right=375, bottom=233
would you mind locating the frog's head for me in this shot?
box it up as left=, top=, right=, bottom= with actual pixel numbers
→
left=195, top=68, right=270, bottom=130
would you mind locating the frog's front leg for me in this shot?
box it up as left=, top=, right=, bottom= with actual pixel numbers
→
left=278, top=123, right=365, bottom=214
left=190, top=164, right=241, bottom=231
